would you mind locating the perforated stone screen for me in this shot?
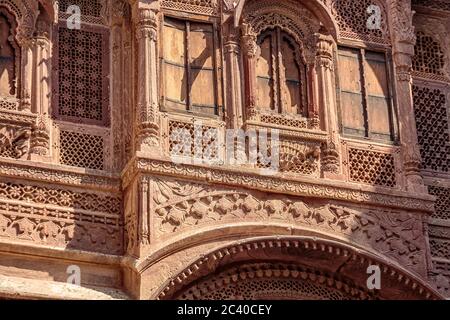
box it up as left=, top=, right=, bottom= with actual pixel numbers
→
left=413, top=32, right=446, bottom=77
left=413, top=85, right=450, bottom=172
left=58, top=0, right=102, bottom=18
left=348, top=148, right=396, bottom=187
left=428, top=186, right=450, bottom=220
left=413, top=0, right=450, bottom=12
left=53, top=24, right=110, bottom=126
left=60, top=130, right=104, bottom=170
left=331, top=0, right=388, bottom=44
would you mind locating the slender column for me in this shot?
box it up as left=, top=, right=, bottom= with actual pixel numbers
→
left=388, top=0, right=426, bottom=193
left=241, top=23, right=258, bottom=121
left=315, top=33, right=341, bottom=177
left=224, top=23, right=244, bottom=129
left=29, top=18, right=52, bottom=161
left=133, top=4, right=160, bottom=152
left=17, top=36, right=33, bottom=112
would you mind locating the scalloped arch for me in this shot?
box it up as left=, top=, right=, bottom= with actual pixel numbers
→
left=153, top=235, right=444, bottom=300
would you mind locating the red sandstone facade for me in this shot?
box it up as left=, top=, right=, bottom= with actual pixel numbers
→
left=0, top=0, right=449, bottom=300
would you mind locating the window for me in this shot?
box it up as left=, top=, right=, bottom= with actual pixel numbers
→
left=55, top=25, right=110, bottom=125
left=256, top=28, right=307, bottom=116
left=0, top=10, right=18, bottom=98
left=162, top=16, right=218, bottom=115
left=338, top=47, right=394, bottom=141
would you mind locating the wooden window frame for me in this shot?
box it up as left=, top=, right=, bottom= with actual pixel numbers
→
left=160, top=15, right=222, bottom=117
left=256, top=27, right=308, bottom=116
left=337, top=45, right=397, bottom=143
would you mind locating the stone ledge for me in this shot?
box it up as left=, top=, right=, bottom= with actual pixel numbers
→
left=0, top=274, right=129, bottom=300
left=122, top=155, right=436, bottom=213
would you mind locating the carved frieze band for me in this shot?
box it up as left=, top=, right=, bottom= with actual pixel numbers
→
left=123, top=158, right=435, bottom=212
left=148, top=177, right=426, bottom=273
left=0, top=179, right=123, bottom=254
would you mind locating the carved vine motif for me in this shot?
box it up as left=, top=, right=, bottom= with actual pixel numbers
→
left=151, top=178, right=426, bottom=272
left=0, top=125, right=30, bottom=159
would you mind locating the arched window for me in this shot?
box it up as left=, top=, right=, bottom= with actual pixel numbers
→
left=255, top=28, right=307, bottom=116
left=0, top=8, right=19, bottom=99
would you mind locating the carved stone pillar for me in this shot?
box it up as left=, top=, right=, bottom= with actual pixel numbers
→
left=132, top=3, right=160, bottom=152
left=315, top=33, right=341, bottom=177
left=241, top=23, right=258, bottom=121
left=388, top=0, right=426, bottom=193
left=29, top=18, right=52, bottom=161
left=110, top=1, right=130, bottom=171
left=224, top=22, right=244, bottom=129
left=17, top=35, right=33, bottom=112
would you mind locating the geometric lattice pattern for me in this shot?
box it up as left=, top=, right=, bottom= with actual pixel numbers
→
left=60, top=130, right=104, bottom=170
left=161, top=0, right=218, bottom=16
left=58, top=0, right=102, bottom=17
left=0, top=97, right=17, bottom=110
left=348, top=148, right=396, bottom=187
left=0, top=181, right=121, bottom=215
left=413, top=0, right=450, bottom=12
left=260, top=114, right=308, bottom=129
left=428, top=186, right=450, bottom=220
left=174, top=263, right=370, bottom=300
left=413, top=31, right=445, bottom=76
left=430, top=238, right=450, bottom=260
left=56, top=27, right=107, bottom=125
left=168, top=121, right=219, bottom=161
left=331, top=0, right=387, bottom=44
left=413, top=85, right=450, bottom=172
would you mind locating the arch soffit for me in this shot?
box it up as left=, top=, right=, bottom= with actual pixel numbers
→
left=152, top=235, right=444, bottom=300
left=239, top=0, right=338, bottom=44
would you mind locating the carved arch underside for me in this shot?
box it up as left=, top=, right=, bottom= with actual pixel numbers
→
left=237, top=0, right=338, bottom=43
left=156, top=236, right=443, bottom=300
left=242, top=0, right=324, bottom=64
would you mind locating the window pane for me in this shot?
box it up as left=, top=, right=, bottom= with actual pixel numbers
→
left=338, top=48, right=365, bottom=136
left=280, top=35, right=301, bottom=115
left=189, top=22, right=215, bottom=113
left=365, top=51, right=391, bottom=140
left=164, top=18, right=187, bottom=110
left=256, top=34, right=274, bottom=111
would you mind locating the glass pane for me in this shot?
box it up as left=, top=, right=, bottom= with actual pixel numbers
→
left=365, top=51, right=391, bottom=140
left=338, top=48, right=365, bottom=136
left=280, top=35, right=301, bottom=114
left=256, top=34, right=274, bottom=111
left=164, top=18, right=187, bottom=110
left=163, top=18, right=185, bottom=65
left=190, top=69, right=215, bottom=112
left=189, top=23, right=214, bottom=69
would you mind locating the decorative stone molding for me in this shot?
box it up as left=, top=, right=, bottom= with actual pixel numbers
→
left=122, top=157, right=435, bottom=212
left=0, top=179, right=123, bottom=254
left=149, top=177, right=427, bottom=273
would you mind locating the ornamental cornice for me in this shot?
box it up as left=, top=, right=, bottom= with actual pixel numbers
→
left=122, top=156, right=435, bottom=213
left=0, top=158, right=121, bottom=192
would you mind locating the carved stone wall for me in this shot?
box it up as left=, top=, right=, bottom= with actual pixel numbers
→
left=0, top=0, right=447, bottom=300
